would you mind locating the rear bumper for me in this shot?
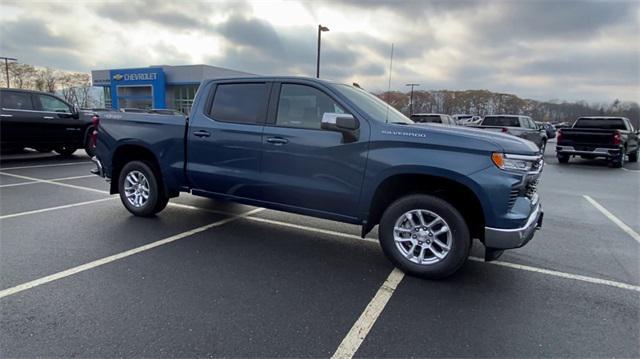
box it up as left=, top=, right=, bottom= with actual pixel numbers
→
left=90, top=156, right=109, bottom=181
left=484, top=202, right=543, bottom=249
left=556, top=145, right=620, bottom=157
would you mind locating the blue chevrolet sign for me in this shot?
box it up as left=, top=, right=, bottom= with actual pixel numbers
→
left=109, top=67, right=166, bottom=109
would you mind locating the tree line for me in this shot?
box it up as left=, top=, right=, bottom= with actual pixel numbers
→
left=0, top=62, right=97, bottom=108
left=377, top=89, right=640, bottom=127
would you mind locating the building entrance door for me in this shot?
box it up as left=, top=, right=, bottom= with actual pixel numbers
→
left=117, top=85, right=153, bottom=109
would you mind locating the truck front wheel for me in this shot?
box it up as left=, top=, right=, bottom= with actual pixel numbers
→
left=378, top=194, right=471, bottom=279
left=118, top=161, right=169, bottom=217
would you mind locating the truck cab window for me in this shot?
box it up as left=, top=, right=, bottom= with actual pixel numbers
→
left=38, top=95, right=70, bottom=113
left=209, top=83, right=268, bottom=124
left=276, top=84, right=345, bottom=130
left=2, top=92, right=34, bottom=110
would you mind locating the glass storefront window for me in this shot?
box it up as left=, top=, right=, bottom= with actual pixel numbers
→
left=103, top=87, right=112, bottom=109
left=174, top=84, right=199, bottom=115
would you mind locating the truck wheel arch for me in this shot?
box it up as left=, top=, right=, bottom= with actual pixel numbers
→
left=109, top=144, right=167, bottom=196
left=363, top=173, right=487, bottom=242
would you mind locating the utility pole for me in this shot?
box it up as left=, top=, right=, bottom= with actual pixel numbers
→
left=405, top=83, right=420, bottom=115
left=316, top=25, right=329, bottom=78
left=0, top=57, right=17, bottom=88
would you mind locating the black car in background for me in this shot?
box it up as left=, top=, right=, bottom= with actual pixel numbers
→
left=536, top=121, right=557, bottom=139
left=0, top=88, right=96, bottom=156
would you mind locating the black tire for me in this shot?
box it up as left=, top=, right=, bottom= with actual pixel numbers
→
left=118, top=161, right=169, bottom=217
left=54, top=146, right=77, bottom=157
left=610, top=151, right=624, bottom=168
left=629, top=147, right=638, bottom=163
left=378, top=194, right=471, bottom=279
left=557, top=154, right=570, bottom=164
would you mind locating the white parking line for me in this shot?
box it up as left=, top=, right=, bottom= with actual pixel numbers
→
left=331, top=268, right=405, bottom=359
left=0, top=207, right=264, bottom=299
left=0, top=197, right=117, bottom=220
left=583, top=195, right=640, bottom=244
left=0, top=172, right=109, bottom=194
left=241, top=216, right=640, bottom=293
left=468, top=257, right=640, bottom=292
left=0, top=161, right=92, bottom=171
left=0, top=174, right=95, bottom=188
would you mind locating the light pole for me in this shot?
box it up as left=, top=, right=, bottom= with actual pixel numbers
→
left=0, top=57, right=17, bottom=88
left=406, top=83, right=420, bottom=115
left=316, top=25, right=329, bottom=78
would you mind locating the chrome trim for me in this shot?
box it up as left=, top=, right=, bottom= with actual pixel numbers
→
left=484, top=202, right=543, bottom=249
left=0, top=114, right=13, bottom=117
left=556, top=146, right=620, bottom=155
left=90, top=156, right=105, bottom=178
left=1, top=107, right=72, bottom=115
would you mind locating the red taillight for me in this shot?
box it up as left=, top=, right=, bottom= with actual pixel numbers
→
left=612, top=130, right=622, bottom=145
left=556, top=129, right=563, bottom=142
left=90, top=115, right=99, bottom=148
left=501, top=127, right=509, bottom=133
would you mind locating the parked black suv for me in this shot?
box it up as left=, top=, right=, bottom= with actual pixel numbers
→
left=0, top=88, right=96, bottom=156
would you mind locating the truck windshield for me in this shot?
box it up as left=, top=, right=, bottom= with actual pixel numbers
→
left=574, top=118, right=626, bottom=130
left=482, top=116, right=520, bottom=127
left=331, top=84, right=414, bottom=124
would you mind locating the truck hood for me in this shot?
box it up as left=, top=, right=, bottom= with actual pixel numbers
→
left=409, top=123, right=540, bottom=154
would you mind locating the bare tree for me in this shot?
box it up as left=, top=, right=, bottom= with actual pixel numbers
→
left=1, top=63, right=38, bottom=89
left=34, top=67, right=59, bottom=93
left=59, top=72, right=93, bottom=108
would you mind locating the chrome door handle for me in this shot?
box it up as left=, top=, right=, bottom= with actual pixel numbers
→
left=43, top=116, right=54, bottom=119
left=0, top=114, right=12, bottom=118
left=266, top=137, right=289, bottom=145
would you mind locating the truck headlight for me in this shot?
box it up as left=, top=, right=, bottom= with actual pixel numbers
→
left=491, top=153, right=538, bottom=172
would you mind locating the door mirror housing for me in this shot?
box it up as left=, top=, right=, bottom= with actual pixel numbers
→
left=321, top=113, right=360, bottom=142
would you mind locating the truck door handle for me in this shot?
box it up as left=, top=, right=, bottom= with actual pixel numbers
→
left=43, top=116, right=54, bottom=120
left=266, top=137, right=289, bottom=145
left=193, top=130, right=211, bottom=138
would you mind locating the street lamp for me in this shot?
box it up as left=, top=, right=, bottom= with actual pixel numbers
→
left=405, top=83, right=420, bottom=115
left=316, top=25, right=330, bottom=78
left=0, top=57, right=17, bottom=88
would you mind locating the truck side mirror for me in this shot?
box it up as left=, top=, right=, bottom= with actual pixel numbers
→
left=321, top=113, right=360, bottom=142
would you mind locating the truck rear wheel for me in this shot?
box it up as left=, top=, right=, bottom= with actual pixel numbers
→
left=118, top=161, right=169, bottom=217
left=378, top=194, right=470, bottom=279
left=629, top=147, right=638, bottom=163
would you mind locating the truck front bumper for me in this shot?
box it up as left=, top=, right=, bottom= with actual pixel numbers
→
left=484, top=202, right=543, bottom=249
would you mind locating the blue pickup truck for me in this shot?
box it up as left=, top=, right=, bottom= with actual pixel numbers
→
left=91, top=77, right=543, bottom=278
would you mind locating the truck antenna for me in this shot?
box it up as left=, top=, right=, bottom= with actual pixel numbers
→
left=385, top=43, right=394, bottom=123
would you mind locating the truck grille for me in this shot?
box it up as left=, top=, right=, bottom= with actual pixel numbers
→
left=524, top=179, right=539, bottom=199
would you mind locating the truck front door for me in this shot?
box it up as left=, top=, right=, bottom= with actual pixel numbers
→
left=187, top=82, right=270, bottom=198
left=259, top=82, right=369, bottom=220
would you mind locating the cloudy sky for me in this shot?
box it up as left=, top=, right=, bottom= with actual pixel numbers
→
left=1, top=0, right=638, bottom=102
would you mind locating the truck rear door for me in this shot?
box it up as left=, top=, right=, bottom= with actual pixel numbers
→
left=186, top=81, right=269, bottom=198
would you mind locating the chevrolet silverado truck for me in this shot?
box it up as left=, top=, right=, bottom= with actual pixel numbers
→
left=91, top=77, right=544, bottom=279
left=556, top=116, right=639, bottom=167
left=474, top=115, right=547, bottom=153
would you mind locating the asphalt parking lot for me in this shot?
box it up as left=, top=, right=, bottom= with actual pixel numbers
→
left=1, top=144, right=639, bottom=358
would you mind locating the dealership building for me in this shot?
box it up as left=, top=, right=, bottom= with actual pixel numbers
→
left=91, top=65, right=252, bottom=113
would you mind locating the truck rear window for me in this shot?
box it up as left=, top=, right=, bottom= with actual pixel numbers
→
left=209, top=83, right=268, bottom=124
left=482, top=116, right=520, bottom=127
left=574, top=118, right=626, bottom=130
left=411, top=115, right=442, bottom=123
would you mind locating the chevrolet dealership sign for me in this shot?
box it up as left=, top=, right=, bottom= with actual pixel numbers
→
left=112, top=72, right=158, bottom=81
